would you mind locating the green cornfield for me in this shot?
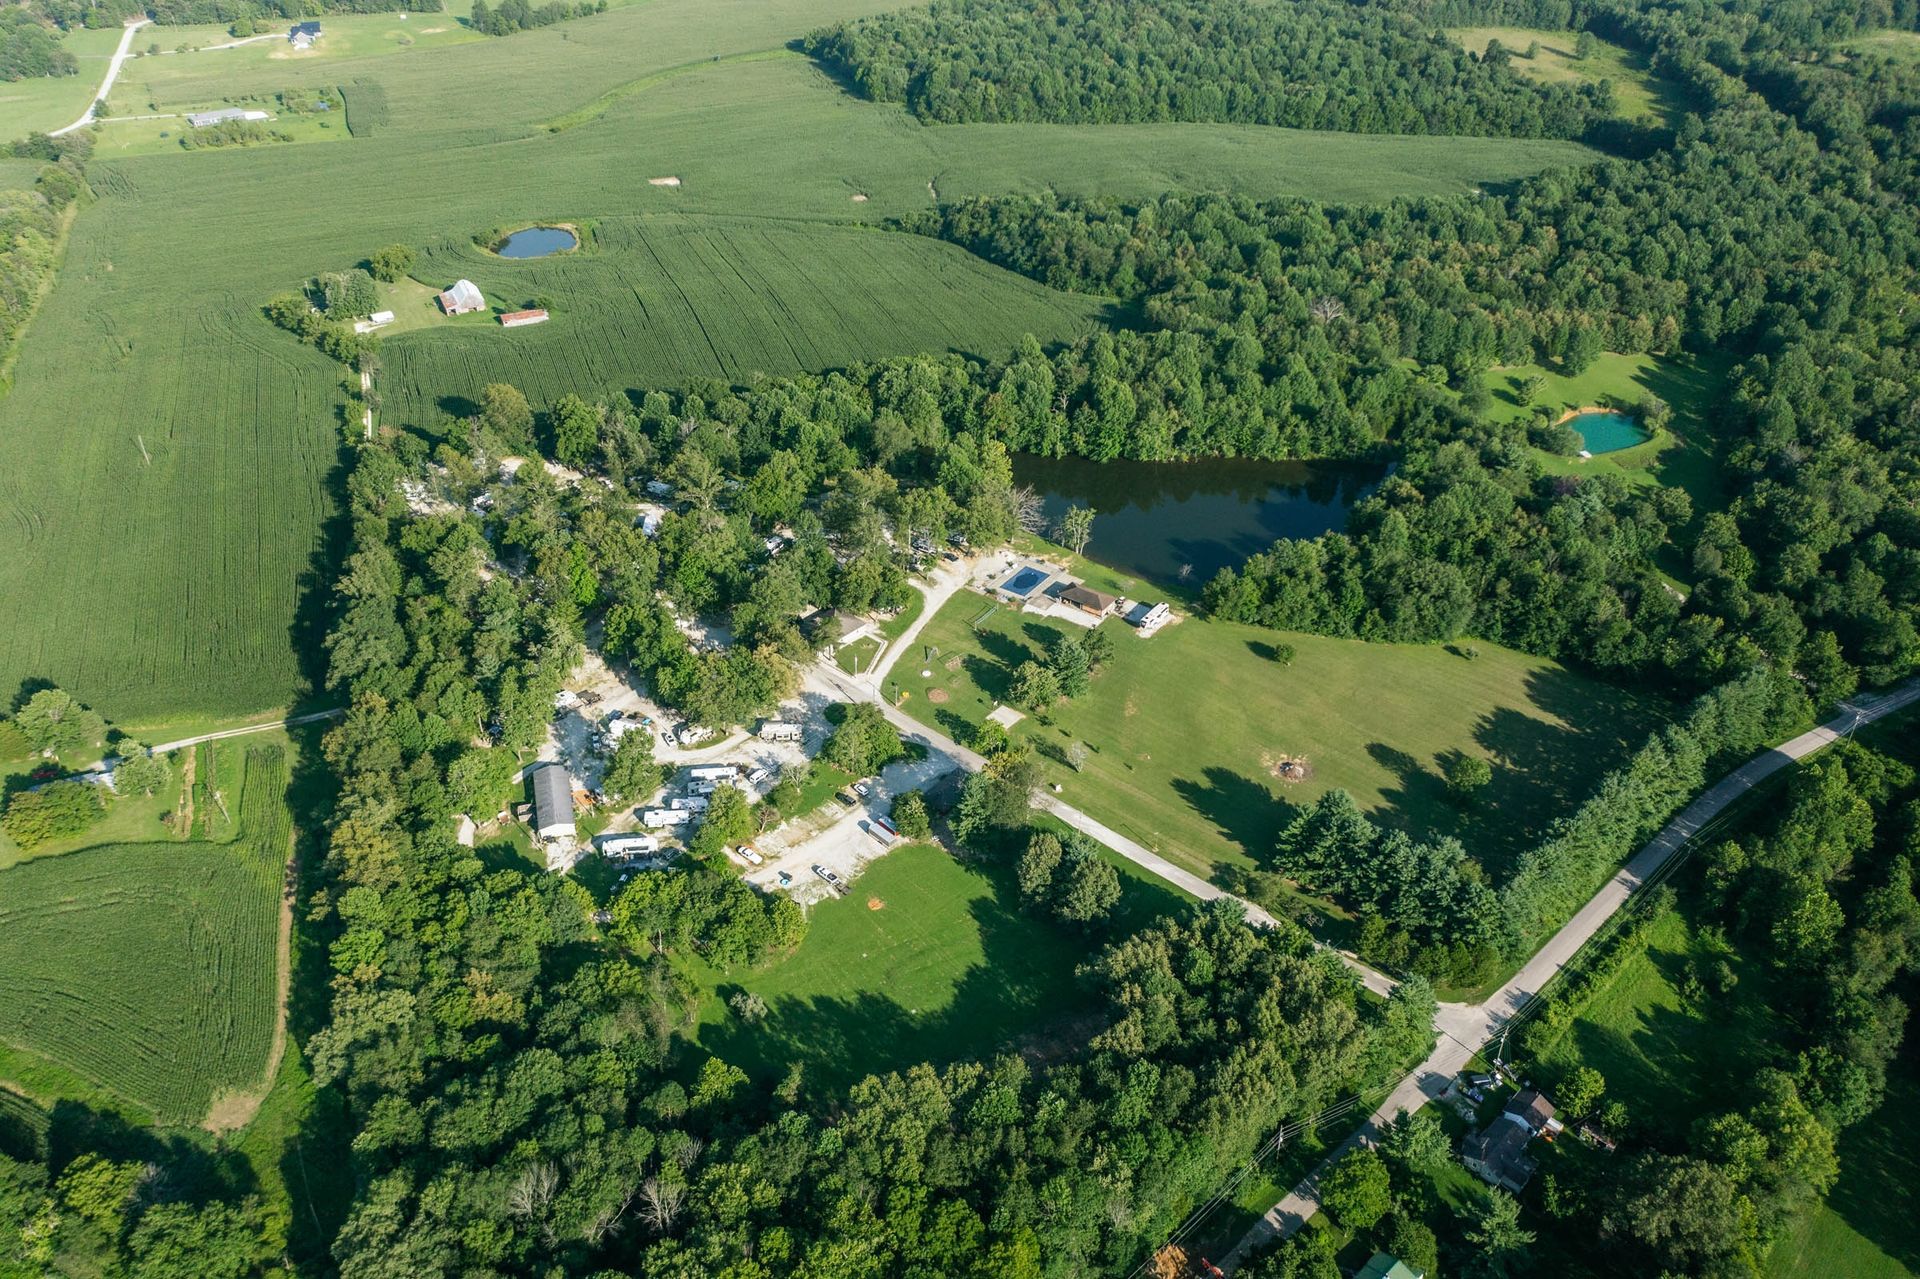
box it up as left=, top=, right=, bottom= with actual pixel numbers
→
left=0, top=747, right=289, bottom=1125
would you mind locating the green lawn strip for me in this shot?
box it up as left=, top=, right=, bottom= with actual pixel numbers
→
left=681, top=844, right=1126, bottom=1096
left=878, top=589, right=925, bottom=643
left=897, top=584, right=1665, bottom=896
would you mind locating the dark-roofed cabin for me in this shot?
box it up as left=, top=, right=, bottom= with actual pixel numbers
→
left=1507, top=1088, right=1557, bottom=1134
left=1059, top=583, right=1118, bottom=617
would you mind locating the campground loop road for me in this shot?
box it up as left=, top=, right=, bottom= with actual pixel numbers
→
left=50, top=18, right=150, bottom=138
left=1221, top=676, right=1920, bottom=1270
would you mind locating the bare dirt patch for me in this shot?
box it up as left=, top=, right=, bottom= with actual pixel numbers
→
left=927, top=688, right=949, bottom=703
left=1261, top=751, right=1314, bottom=784
left=945, top=656, right=963, bottom=671
left=851, top=193, right=868, bottom=202
left=866, top=896, right=886, bottom=911
left=648, top=176, right=681, bottom=186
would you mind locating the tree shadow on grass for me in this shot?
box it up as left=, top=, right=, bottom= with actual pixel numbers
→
left=1169, top=765, right=1293, bottom=864
left=974, top=627, right=1036, bottom=676
left=960, top=652, right=1016, bottom=705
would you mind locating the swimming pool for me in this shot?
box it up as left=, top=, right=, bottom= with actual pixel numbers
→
left=1566, top=409, right=1650, bottom=454
left=1002, top=566, right=1048, bottom=597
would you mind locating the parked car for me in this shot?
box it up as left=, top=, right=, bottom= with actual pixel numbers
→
left=737, top=845, right=764, bottom=866
left=834, top=790, right=856, bottom=807
left=813, top=865, right=844, bottom=893
left=853, top=780, right=871, bottom=798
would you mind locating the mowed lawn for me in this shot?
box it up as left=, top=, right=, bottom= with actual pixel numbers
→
left=0, top=745, right=288, bottom=1125
left=898, top=565, right=1665, bottom=884
left=687, top=844, right=1173, bottom=1096
left=0, top=25, right=125, bottom=139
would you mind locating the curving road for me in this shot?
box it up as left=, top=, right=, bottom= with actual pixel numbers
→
left=49, top=18, right=150, bottom=138
left=819, top=568, right=1400, bottom=998
left=1221, top=676, right=1920, bottom=1269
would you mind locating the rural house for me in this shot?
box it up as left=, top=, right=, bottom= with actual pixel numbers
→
left=439, top=279, right=486, bottom=316
left=289, top=20, right=321, bottom=47
left=1461, top=1088, right=1558, bottom=1193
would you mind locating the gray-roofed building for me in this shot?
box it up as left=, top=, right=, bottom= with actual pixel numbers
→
left=531, top=765, right=576, bottom=841
left=185, top=108, right=270, bottom=128
left=1462, top=1112, right=1538, bottom=1193
left=438, top=278, right=486, bottom=316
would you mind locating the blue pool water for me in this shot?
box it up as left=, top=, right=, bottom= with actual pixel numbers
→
left=1003, top=567, right=1048, bottom=597
left=1566, top=409, right=1649, bottom=454
left=496, top=226, right=578, bottom=258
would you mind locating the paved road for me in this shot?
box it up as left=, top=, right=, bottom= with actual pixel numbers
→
left=50, top=19, right=150, bottom=137
left=819, top=574, right=1401, bottom=998
left=1222, top=678, right=1920, bottom=1268
left=150, top=708, right=343, bottom=756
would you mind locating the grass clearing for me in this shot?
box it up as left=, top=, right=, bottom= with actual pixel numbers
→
left=898, top=559, right=1666, bottom=892
left=684, top=843, right=1173, bottom=1095
left=1449, top=27, right=1690, bottom=126
left=0, top=26, right=126, bottom=138
left=834, top=634, right=884, bottom=676
left=0, top=744, right=289, bottom=1124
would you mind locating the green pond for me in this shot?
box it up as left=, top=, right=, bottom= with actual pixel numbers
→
left=1568, top=409, right=1650, bottom=454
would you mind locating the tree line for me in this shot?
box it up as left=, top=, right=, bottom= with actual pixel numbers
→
left=0, top=7, right=76, bottom=81
left=805, top=0, right=1619, bottom=140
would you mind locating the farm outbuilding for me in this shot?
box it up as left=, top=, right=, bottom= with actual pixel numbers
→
left=289, top=21, right=321, bottom=47
left=531, top=764, right=576, bottom=840
left=185, top=108, right=270, bottom=128
left=439, top=279, right=486, bottom=315
left=500, top=308, right=549, bottom=328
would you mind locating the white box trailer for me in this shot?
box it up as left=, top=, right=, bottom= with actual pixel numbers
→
left=758, top=720, right=801, bottom=742
left=598, top=834, right=661, bottom=858
left=640, top=808, right=694, bottom=828
left=669, top=795, right=709, bottom=812
left=688, top=764, right=739, bottom=782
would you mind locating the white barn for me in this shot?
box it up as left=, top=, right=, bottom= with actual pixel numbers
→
left=439, top=279, right=486, bottom=316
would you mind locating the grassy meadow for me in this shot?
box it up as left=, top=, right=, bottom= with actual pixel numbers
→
left=1449, top=27, right=1690, bottom=127
left=0, top=744, right=288, bottom=1125
left=685, top=843, right=1182, bottom=1096
left=0, top=0, right=1604, bottom=723
left=897, top=554, right=1666, bottom=888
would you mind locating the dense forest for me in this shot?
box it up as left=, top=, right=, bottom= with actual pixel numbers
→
left=805, top=0, right=1621, bottom=139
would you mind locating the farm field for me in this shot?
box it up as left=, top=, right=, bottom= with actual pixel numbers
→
left=380, top=215, right=1108, bottom=428
left=0, top=0, right=1606, bottom=725
left=896, top=555, right=1667, bottom=888
left=0, top=744, right=289, bottom=1125
left=685, top=843, right=1177, bottom=1095
left=1448, top=27, right=1690, bottom=126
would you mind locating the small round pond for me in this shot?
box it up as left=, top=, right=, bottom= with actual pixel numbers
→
left=1565, top=409, right=1650, bottom=454
left=495, top=226, right=578, bottom=259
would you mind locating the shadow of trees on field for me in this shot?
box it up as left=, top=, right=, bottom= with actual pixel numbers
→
left=698, top=866, right=1092, bottom=1098
left=1170, top=765, right=1293, bottom=863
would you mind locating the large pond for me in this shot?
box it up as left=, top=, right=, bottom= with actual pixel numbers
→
left=1566, top=409, right=1649, bottom=454
left=495, top=226, right=578, bottom=259
left=1011, top=454, right=1381, bottom=586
